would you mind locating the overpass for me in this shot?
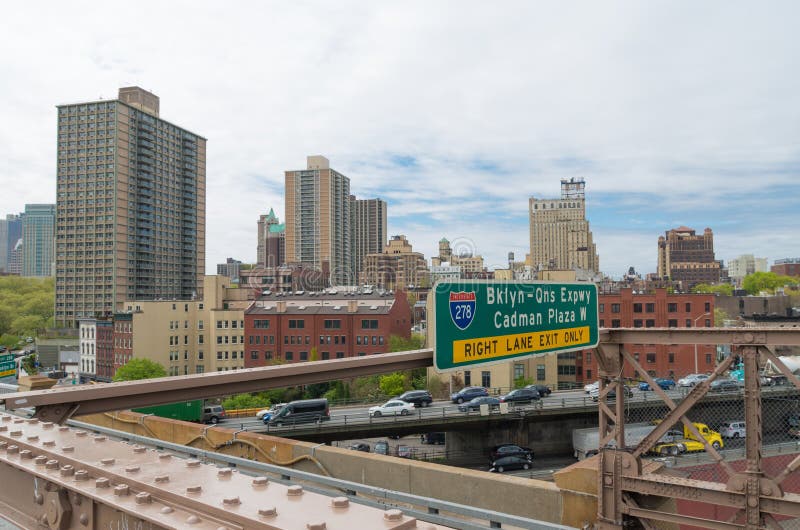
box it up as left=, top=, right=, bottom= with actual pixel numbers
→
left=2, top=328, right=800, bottom=529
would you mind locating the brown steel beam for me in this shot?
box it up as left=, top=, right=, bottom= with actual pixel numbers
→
left=0, top=349, right=433, bottom=423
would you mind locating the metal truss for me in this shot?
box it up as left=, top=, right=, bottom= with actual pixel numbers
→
left=595, top=328, right=800, bottom=530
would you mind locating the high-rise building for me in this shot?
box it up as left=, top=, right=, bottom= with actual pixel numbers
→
left=8, top=238, right=23, bottom=275
left=216, top=258, right=242, bottom=282
left=657, top=227, right=721, bottom=289
left=727, top=254, right=768, bottom=283
left=529, top=178, right=599, bottom=273
left=0, top=214, right=23, bottom=273
left=284, top=156, right=350, bottom=285
left=55, top=87, right=206, bottom=327
left=350, top=197, right=387, bottom=284
left=256, top=208, right=285, bottom=268
left=22, top=203, right=55, bottom=277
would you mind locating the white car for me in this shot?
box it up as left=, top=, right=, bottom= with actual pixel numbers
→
left=719, top=421, right=746, bottom=439
left=369, top=400, right=416, bottom=417
left=584, top=381, right=599, bottom=394
left=677, top=374, right=709, bottom=387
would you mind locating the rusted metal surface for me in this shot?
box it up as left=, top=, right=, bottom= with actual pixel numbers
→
left=0, top=348, right=433, bottom=423
left=0, top=412, right=450, bottom=529
left=596, top=327, right=800, bottom=529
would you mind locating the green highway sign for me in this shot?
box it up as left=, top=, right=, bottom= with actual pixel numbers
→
left=0, top=354, right=11, bottom=363
left=431, top=281, right=599, bottom=372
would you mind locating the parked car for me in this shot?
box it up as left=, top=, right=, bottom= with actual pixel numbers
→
left=678, top=374, right=710, bottom=387
left=349, top=442, right=371, bottom=452
left=590, top=386, right=633, bottom=402
left=450, top=386, right=489, bottom=404
left=374, top=440, right=389, bottom=455
left=397, top=445, right=412, bottom=458
left=458, top=396, right=501, bottom=412
left=584, top=381, right=599, bottom=394
left=202, top=405, right=226, bottom=424
left=638, top=378, right=676, bottom=391
left=719, top=421, right=746, bottom=439
left=369, top=399, right=416, bottom=417
left=490, top=454, right=533, bottom=473
left=499, top=388, right=540, bottom=405
left=709, top=378, right=741, bottom=392
left=397, top=390, right=433, bottom=408
left=490, top=443, right=533, bottom=461
left=525, top=384, right=552, bottom=397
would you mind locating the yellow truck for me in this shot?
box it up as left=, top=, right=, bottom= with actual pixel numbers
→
left=651, top=423, right=724, bottom=456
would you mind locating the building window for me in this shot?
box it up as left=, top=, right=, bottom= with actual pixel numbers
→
left=705, top=302, right=711, bottom=312
left=289, top=319, right=305, bottom=329
left=536, top=364, right=545, bottom=381
left=198, top=351, right=203, bottom=360
left=599, top=319, right=605, bottom=327
left=633, top=320, right=643, bottom=328
left=300, top=351, right=308, bottom=361
left=705, top=353, right=712, bottom=364
left=667, top=303, right=677, bottom=313
left=254, top=319, right=270, bottom=329
left=586, top=369, right=592, bottom=380
left=633, top=303, right=643, bottom=313
left=481, top=371, right=491, bottom=388
left=198, top=320, right=204, bottom=330
left=265, top=351, right=272, bottom=360
left=324, top=319, right=341, bottom=329
left=705, top=319, right=711, bottom=328
left=599, top=303, right=605, bottom=313
left=336, top=352, right=344, bottom=359
left=686, top=319, right=692, bottom=327
left=668, top=352, right=675, bottom=363
left=284, top=336, right=289, bottom=344
left=513, top=364, right=524, bottom=380
left=356, top=336, right=361, bottom=345
left=464, top=371, right=472, bottom=385
left=645, top=303, right=655, bottom=313
left=611, top=304, right=620, bottom=313
left=634, top=353, right=640, bottom=362
left=285, top=351, right=293, bottom=361
left=685, top=303, right=691, bottom=312
left=646, top=352, right=656, bottom=363
left=668, top=319, right=678, bottom=328
left=645, top=320, right=655, bottom=328
left=361, top=319, right=379, bottom=329
left=251, top=351, right=258, bottom=360
left=586, top=351, right=592, bottom=364
left=611, top=319, right=620, bottom=328
left=321, top=352, right=330, bottom=360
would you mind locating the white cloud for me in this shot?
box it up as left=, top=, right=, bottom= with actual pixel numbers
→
left=1, top=1, right=798, bottom=277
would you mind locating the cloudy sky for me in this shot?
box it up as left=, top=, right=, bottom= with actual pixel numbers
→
left=1, top=1, right=798, bottom=278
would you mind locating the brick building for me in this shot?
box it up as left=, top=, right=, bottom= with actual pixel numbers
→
left=772, top=258, right=800, bottom=278
left=579, top=288, right=715, bottom=382
left=244, top=290, right=412, bottom=366
left=112, top=313, right=133, bottom=378
left=657, top=227, right=721, bottom=289
left=95, top=320, right=113, bottom=381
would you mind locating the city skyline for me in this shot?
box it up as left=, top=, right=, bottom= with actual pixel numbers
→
left=1, top=2, right=798, bottom=278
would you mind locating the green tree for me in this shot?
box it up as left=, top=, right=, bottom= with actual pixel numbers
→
left=389, top=334, right=424, bottom=352
left=112, top=359, right=167, bottom=381
left=692, top=283, right=733, bottom=296
left=21, top=353, right=38, bottom=375
left=379, top=372, right=408, bottom=396
left=714, top=308, right=729, bottom=327
left=9, top=314, right=46, bottom=336
left=742, top=272, right=799, bottom=295
left=222, top=393, right=271, bottom=410
left=514, top=376, right=534, bottom=388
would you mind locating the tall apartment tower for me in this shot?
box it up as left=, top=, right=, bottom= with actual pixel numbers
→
left=529, top=178, right=599, bottom=273
left=55, top=87, right=206, bottom=327
left=657, top=227, right=720, bottom=288
left=284, top=156, right=350, bottom=285
left=350, top=196, right=387, bottom=284
left=22, top=204, right=55, bottom=277
left=0, top=214, right=23, bottom=273
left=256, top=208, right=285, bottom=268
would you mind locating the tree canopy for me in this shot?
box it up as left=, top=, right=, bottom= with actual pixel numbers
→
left=0, top=277, right=54, bottom=342
left=112, top=358, right=167, bottom=381
left=691, top=283, right=733, bottom=296
left=742, top=272, right=798, bottom=295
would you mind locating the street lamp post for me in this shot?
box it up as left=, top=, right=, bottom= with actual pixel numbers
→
left=693, top=312, right=712, bottom=373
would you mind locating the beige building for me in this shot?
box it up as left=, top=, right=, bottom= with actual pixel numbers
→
left=285, top=156, right=351, bottom=285
left=120, top=276, right=250, bottom=375
left=428, top=353, right=561, bottom=393
left=55, top=87, right=206, bottom=326
left=431, top=238, right=485, bottom=275
left=529, top=178, right=599, bottom=273
left=727, top=254, right=768, bottom=283
left=361, top=235, right=429, bottom=290
left=350, top=197, right=387, bottom=284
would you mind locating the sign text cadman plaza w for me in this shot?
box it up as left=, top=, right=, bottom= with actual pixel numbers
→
left=430, top=281, right=599, bottom=372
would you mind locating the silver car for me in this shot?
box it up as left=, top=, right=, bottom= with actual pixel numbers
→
left=677, top=374, right=709, bottom=387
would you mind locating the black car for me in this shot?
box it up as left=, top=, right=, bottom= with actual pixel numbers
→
left=490, top=443, right=534, bottom=461
left=499, top=388, right=540, bottom=404
left=451, top=386, right=489, bottom=404
left=397, top=390, right=433, bottom=407
left=709, top=378, right=740, bottom=392
left=349, top=442, right=370, bottom=452
left=458, top=396, right=501, bottom=412
left=525, top=384, right=552, bottom=397
left=490, top=454, right=533, bottom=473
